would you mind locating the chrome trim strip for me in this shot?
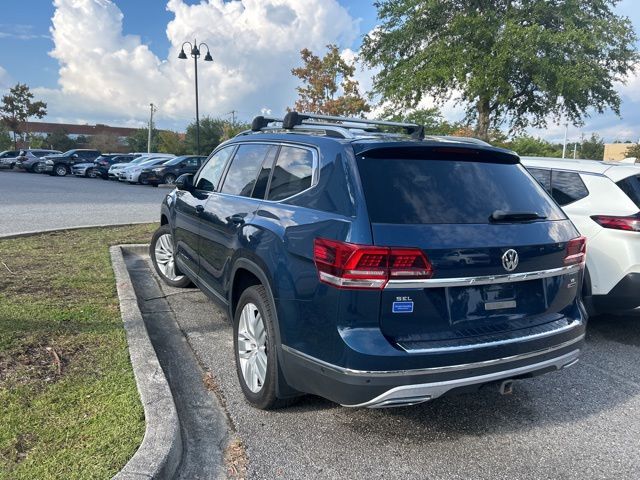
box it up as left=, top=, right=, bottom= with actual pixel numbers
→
left=385, top=263, right=582, bottom=289
left=346, top=349, right=581, bottom=408
left=280, top=333, right=584, bottom=378
left=397, top=319, right=582, bottom=354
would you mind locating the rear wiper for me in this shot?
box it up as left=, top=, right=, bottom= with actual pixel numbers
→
left=490, top=210, right=547, bottom=222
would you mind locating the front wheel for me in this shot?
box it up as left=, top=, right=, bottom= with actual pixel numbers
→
left=54, top=164, right=68, bottom=176
left=88, top=168, right=98, bottom=178
left=150, top=225, right=192, bottom=288
left=163, top=173, right=176, bottom=185
left=234, top=285, right=294, bottom=409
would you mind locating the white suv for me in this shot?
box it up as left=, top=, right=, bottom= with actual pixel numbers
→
left=521, top=157, right=640, bottom=315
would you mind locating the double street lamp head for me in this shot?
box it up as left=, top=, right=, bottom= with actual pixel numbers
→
left=178, top=40, right=213, bottom=62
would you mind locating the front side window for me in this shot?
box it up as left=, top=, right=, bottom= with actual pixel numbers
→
left=551, top=171, right=589, bottom=206
left=184, top=157, right=200, bottom=168
left=267, top=146, right=315, bottom=201
left=221, top=144, right=275, bottom=197
left=195, top=146, right=234, bottom=192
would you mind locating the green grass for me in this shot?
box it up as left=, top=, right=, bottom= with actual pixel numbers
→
left=0, top=224, right=158, bottom=479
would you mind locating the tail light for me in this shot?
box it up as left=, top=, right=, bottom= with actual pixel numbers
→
left=313, top=238, right=433, bottom=289
left=591, top=213, right=640, bottom=232
left=564, top=236, right=586, bottom=266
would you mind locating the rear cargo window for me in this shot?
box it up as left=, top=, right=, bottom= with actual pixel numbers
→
left=551, top=171, right=589, bottom=206
left=617, top=175, right=640, bottom=208
left=356, top=158, right=565, bottom=224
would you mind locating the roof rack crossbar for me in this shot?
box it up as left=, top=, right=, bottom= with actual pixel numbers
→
left=282, top=111, right=424, bottom=139
left=251, top=115, right=283, bottom=131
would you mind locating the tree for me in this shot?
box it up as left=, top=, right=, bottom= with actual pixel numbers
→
left=126, top=128, right=159, bottom=153
left=579, top=133, right=605, bottom=160
left=46, top=129, right=76, bottom=152
left=0, top=125, right=11, bottom=151
left=381, top=107, right=456, bottom=135
left=159, top=130, right=188, bottom=155
left=0, top=83, right=47, bottom=148
left=291, top=44, right=370, bottom=116
left=185, top=117, right=225, bottom=155
left=361, top=1, right=639, bottom=141
left=626, top=143, right=640, bottom=159
left=498, top=135, right=563, bottom=157
left=89, top=133, right=121, bottom=153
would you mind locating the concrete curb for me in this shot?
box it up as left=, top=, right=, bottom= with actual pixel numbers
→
left=0, top=222, right=153, bottom=240
left=110, top=244, right=182, bottom=480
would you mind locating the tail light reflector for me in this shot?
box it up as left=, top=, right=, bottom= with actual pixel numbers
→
left=564, top=236, right=586, bottom=266
left=591, top=213, right=640, bottom=232
left=313, top=238, right=433, bottom=289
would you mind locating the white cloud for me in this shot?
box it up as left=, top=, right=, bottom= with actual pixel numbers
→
left=37, top=0, right=359, bottom=127
left=0, top=66, right=12, bottom=89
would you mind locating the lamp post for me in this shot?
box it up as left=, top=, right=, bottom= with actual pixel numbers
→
left=178, top=39, right=213, bottom=155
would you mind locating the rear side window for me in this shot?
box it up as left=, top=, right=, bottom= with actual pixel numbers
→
left=195, top=146, right=234, bottom=192
left=551, top=171, right=589, bottom=206
left=527, top=167, right=552, bottom=193
left=221, top=144, right=274, bottom=197
left=267, top=146, right=314, bottom=201
left=356, top=158, right=565, bottom=224
left=617, top=175, right=640, bottom=208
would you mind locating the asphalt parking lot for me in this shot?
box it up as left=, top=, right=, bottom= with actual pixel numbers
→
left=0, top=170, right=166, bottom=236
left=136, top=253, right=640, bottom=480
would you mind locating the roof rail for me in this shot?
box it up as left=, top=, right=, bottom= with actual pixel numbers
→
left=283, top=111, right=424, bottom=139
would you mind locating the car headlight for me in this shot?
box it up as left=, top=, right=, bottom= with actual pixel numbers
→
left=45, top=160, right=54, bottom=165
left=152, top=168, right=164, bottom=173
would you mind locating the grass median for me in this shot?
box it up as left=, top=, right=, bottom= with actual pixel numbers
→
left=0, top=224, right=158, bottom=479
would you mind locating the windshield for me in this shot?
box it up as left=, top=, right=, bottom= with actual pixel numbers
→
left=357, top=157, right=565, bottom=224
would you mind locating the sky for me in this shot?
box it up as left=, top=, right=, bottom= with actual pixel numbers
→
left=0, top=0, right=639, bottom=144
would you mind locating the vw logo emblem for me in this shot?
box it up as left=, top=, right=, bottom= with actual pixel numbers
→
left=502, top=249, right=519, bottom=272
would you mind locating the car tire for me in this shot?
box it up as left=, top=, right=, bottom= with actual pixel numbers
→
left=87, top=168, right=97, bottom=178
left=163, top=173, right=176, bottom=185
left=54, top=164, right=68, bottom=176
left=233, top=284, right=295, bottom=410
left=149, top=225, right=192, bottom=288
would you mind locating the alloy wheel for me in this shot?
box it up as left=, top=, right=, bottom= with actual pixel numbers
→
left=237, top=303, right=268, bottom=393
left=154, top=233, right=184, bottom=281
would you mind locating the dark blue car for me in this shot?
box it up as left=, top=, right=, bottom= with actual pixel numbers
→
left=150, top=112, right=587, bottom=409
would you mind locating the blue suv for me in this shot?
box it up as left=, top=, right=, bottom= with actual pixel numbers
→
left=150, top=112, right=587, bottom=409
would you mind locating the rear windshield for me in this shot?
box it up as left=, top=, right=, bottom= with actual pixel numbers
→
left=617, top=175, right=640, bottom=208
left=356, top=157, right=565, bottom=224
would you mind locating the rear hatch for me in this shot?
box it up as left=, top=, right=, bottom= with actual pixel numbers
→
left=354, top=144, right=583, bottom=348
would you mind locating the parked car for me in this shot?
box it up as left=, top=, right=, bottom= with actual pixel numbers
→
left=149, top=112, right=587, bottom=410
left=14, top=149, right=62, bottom=172
left=92, top=154, right=136, bottom=179
left=108, top=153, right=167, bottom=180
left=119, top=155, right=174, bottom=184
left=522, top=157, right=640, bottom=315
left=42, top=149, right=101, bottom=176
left=140, top=155, right=206, bottom=186
left=0, top=150, right=21, bottom=169
left=72, top=154, right=121, bottom=177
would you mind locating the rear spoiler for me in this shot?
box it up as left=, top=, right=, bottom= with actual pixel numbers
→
left=354, top=143, right=520, bottom=164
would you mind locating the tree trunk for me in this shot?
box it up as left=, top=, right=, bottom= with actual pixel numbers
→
left=475, top=97, right=491, bottom=141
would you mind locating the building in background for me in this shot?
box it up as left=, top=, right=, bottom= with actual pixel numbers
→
left=604, top=143, right=638, bottom=162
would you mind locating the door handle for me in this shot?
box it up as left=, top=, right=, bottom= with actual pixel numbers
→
left=229, top=214, right=246, bottom=225
left=195, top=205, right=205, bottom=214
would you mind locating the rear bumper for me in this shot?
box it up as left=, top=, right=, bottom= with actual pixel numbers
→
left=592, top=273, right=640, bottom=313
left=282, top=336, right=584, bottom=407
left=280, top=322, right=585, bottom=407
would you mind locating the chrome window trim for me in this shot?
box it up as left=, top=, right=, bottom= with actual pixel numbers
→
left=384, top=263, right=582, bottom=290
left=281, top=333, right=584, bottom=378
left=213, top=140, right=320, bottom=202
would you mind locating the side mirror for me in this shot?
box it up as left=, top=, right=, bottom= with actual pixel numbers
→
left=175, top=173, right=194, bottom=191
